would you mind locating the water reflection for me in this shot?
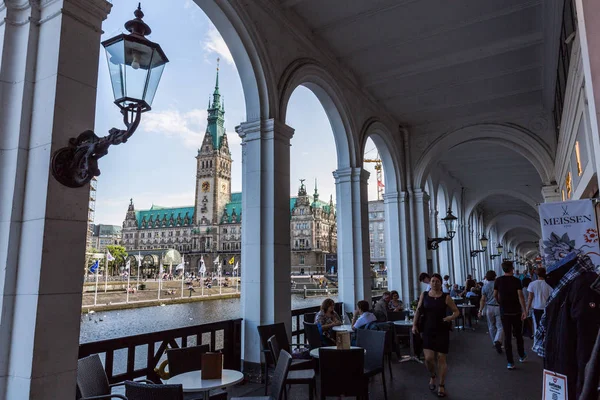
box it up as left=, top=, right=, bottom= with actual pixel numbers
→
left=80, top=295, right=337, bottom=343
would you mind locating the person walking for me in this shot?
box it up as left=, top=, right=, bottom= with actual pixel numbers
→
left=412, top=273, right=460, bottom=397
left=494, top=261, right=528, bottom=370
left=478, top=270, right=504, bottom=353
left=526, top=266, right=553, bottom=334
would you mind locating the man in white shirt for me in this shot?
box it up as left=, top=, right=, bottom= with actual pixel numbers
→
left=442, top=275, right=451, bottom=293
left=419, top=272, right=431, bottom=291
left=526, top=267, right=553, bottom=333
left=352, top=300, right=377, bottom=329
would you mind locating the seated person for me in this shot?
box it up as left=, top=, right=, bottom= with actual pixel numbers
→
left=449, top=284, right=460, bottom=297
left=352, top=300, right=377, bottom=330
left=315, top=298, right=342, bottom=345
left=465, top=288, right=478, bottom=298
left=388, top=290, right=404, bottom=312
left=373, top=291, right=391, bottom=322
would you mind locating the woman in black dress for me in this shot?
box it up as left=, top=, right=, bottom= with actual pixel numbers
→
left=412, top=273, right=459, bottom=397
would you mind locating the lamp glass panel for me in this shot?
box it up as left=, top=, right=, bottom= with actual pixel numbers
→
left=143, top=49, right=167, bottom=107
left=104, top=40, right=126, bottom=101
left=480, top=236, right=489, bottom=249
left=497, top=245, right=503, bottom=255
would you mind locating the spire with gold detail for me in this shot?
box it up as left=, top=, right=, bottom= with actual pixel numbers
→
left=206, top=58, right=226, bottom=149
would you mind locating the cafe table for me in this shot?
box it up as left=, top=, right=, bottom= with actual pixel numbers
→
left=456, top=304, right=476, bottom=331
left=332, top=324, right=354, bottom=332
left=163, top=369, right=244, bottom=399
left=393, top=320, right=423, bottom=364
left=309, top=346, right=365, bottom=358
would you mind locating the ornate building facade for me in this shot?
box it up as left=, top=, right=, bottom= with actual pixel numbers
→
left=121, top=70, right=336, bottom=274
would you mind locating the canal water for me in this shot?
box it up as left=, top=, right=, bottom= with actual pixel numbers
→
left=80, top=295, right=337, bottom=343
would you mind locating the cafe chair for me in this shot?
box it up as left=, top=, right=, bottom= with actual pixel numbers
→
left=231, top=350, right=293, bottom=400
left=166, top=344, right=227, bottom=400
left=124, top=381, right=183, bottom=400
left=303, top=312, right=316, bottom=324
left=268, top=335, right=317, bottom=400
left=257, top=323, right=313, bottom=395
left=76, top=354, right=153, bottom=400
left=166, top=344, right=210, bottom=377
left=356, top=329, right=388, bottom=400
left=303, top=322, right=324, bottom=350
left=319, top=348, right=367, bottom=400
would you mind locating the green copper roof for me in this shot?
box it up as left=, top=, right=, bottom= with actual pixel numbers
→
left=206, top=64, right=226, bottom=150
left=135, top=205, right=195, bottom=229
left=220, top=195, right=332, bottom=224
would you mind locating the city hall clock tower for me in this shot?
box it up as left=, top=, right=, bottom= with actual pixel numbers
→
left=195, top=61, right=232, bottom=226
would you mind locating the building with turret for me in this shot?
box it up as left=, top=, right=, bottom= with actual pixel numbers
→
left=121, top=66, right=336, bottom=275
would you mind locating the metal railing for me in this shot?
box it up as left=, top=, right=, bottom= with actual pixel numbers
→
left=79, top=319, right=242, bottom=383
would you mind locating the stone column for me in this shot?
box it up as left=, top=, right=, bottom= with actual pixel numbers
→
left=412, top=189, right=428, bottom=294
left=541, top=184, right=561, bottom=202
left=575, top=0, right=600, bottom=191
left=430, top=208, right=440, bottom=274
left=333, top=167, right=371, bottom=313
left=236, top=119, right=294, bottom=372
left=398, top=191, right=413, bottom=304
left=383, top=191, right=402, bottom=297
left=0, top=1, right=111, bottom=398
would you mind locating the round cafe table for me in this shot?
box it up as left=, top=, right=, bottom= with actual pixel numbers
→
left=332, top=324, right=354, bottom=332
left=457, top=304, right=476, bottom=331
left=163, top=369, right=244, bottom=399
left=393, top=320, right=423, bottom=364
left=309, top=346, right=364, bottom=358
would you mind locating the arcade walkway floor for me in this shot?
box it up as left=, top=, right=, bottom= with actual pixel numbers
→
left=230, top=320, right=544, bottom=400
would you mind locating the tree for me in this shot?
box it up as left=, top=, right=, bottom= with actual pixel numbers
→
left=106, top=245, right=128, bottom=275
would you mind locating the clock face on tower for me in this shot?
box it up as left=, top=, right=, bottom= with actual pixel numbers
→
left=202, top=181, right=210, bottom=192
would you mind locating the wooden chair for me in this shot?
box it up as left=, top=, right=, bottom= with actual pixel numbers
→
left=319, top=348, right=367, bottom=399
left=268, top=335, right=316, bottom=400
left=357, top=329, right=388, bottom=400
left=257, top=323, right=313, bottom=395
left=231, top=350, right=293, bottom=400
left=124, top=381, right=183, bottom=400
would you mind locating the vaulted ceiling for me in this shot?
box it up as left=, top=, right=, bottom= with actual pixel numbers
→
left=280, top=0, right=555, bottom=255
left=283, top=0, right=549, bottom=126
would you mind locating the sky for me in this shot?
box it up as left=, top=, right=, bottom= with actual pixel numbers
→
left=93, top=0, right=383, bottom=226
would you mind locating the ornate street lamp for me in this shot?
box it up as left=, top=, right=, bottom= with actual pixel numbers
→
left=428, top=208, right=458, bottom=250
left=490, top=244, right=503, bottom=260
left=507, top=250, right=514, bottom=260
left=470, top=233, right=488, bottom=257
left=51, top=4, right=168, bottom=188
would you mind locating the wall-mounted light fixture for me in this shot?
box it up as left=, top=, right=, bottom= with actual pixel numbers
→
left=51, top=4, right=168, bottom=188
left=470, top=233, right=488, bottom=257
left=490, top=244, right=503, bottom=260
left=427, top=208, right=458, bottom=250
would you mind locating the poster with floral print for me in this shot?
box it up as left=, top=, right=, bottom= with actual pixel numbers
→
left=539, top=199, right=600, bottom=270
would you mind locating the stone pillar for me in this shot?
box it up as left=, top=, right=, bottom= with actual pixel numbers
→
left=412, top=189, right=428, bottom=295
left=398, top=191, right=412, bottom=304
left=575, top=0, right=600, bottom=191
left=383, top=191, right=402, bottom=297
left=541, top=184, right=561, bottom=202
left=333, top=167, right=371, bottom=313
left=0, top=1, right=111, bottom=398
left=236, top=119, right=294, bottom=371
left=430, top=208, right=440, bottom=274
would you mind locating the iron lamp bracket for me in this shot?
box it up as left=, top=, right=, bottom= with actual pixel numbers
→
left=51, top=105, right=142, bottom=188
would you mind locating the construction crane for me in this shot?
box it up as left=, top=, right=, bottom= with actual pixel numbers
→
left=364, top=157, right=384, bottom=200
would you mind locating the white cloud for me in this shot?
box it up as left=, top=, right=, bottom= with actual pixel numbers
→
left=204, top=24, right=234, bottom=65
left=184, top=0, right=194, bottom=9
left=142, top=108, right=207, bottom=147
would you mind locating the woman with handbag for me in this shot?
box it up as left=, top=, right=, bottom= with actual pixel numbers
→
left=412, top=273, right=460, bottom=397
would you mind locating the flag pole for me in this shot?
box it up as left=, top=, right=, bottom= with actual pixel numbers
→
left=219, top=263, right=222, bottom=295
left=126, top=262, right=130, bottom=304
left=158, top=262, right=162, bottom=301
left=94, top=262, right=99, bottom=306
left=181, top=256, right=185, bottom=299
left=137, top=252, right=141, bottom=291
left=104, top=251, right=108, bottom=292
